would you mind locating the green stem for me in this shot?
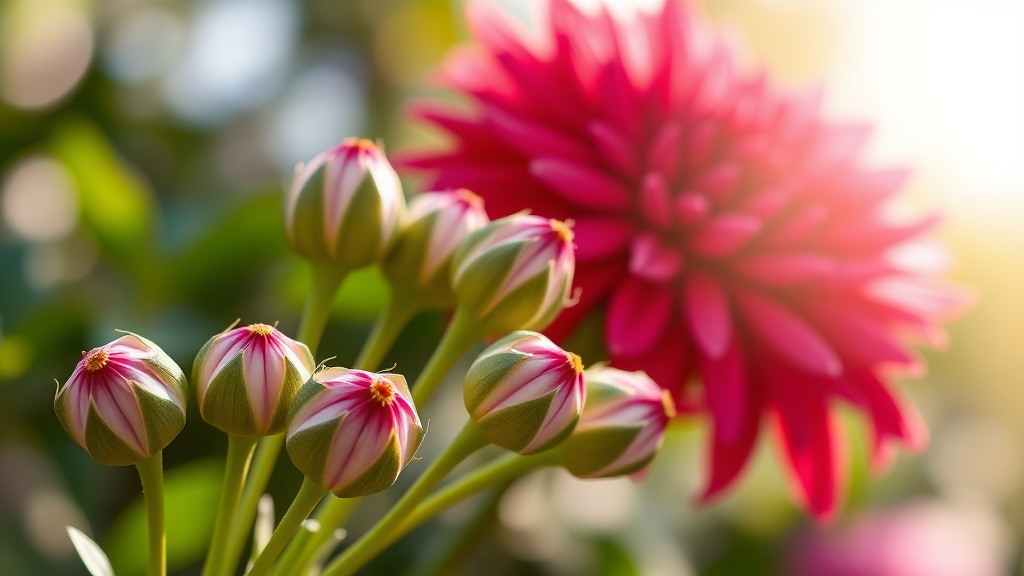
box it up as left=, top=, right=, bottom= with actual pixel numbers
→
left=268, top=517, right=319, bottom=576
left=353, top=290, right=422, bottom=371
left=409, top=482, right=510, bottom=576
left=397, top=450, right=560, bottom=541
left=222, top=434, right=284, bottom=574
left=321, top=422, right=490, bottom=576
left=297, top=264, right=349, bottom=355
left=411, top=307, right=484, bottom=407
left=203, top=435, right=260, bottom=576
left=247, top=478, right=328, bottom=576
left=135, top=451, right=166, bottom=576
left=291, top=496, right=361, bottom=576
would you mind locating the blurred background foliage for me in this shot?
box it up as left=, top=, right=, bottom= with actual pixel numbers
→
left=1, top=0, right=1022, bottom=575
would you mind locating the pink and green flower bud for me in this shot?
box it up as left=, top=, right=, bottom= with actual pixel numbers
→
left=284, top=138, right=405, bottom=269
left=381, top=189, right=489, bottom=308
left=54, top=333, right=187, bottom=466
left=286, top=368, right=424, bottom=498
left=464, top=331, right=585, bottom=454
left=193, top=323, right=315, bottom=436
left=561, top=367, right=675, bottom=479
left=451, top=214, right=576, bottom=334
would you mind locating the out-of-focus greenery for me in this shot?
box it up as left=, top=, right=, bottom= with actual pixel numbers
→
left=1, top=1, right=1020, bottom=575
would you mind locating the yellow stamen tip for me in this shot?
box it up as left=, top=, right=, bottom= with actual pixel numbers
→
left=567, top=352, right=584, bottom=375
left=84, top=349, right=109, bottom=372
left=249, top=323, right=274, bottom=337
left=370, top=378, right=397, bottom=406
left=343, top=137, right=376, bottom=151
left=456, top=188, right=484, bottom=209
left=661, top=389, right=677, bottom=419
left=550, top=219, right=574, bottom=243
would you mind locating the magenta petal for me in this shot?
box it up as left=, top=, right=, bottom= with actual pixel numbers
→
left=629, top=233, right=684, bottom=282
left=698, top=386, right=761, bottom=503
left=529, top=157, right=633, bottom=210
left=801, top=302, right=916, bottom=367
left=613, top=326, right=691, bottom=408
left=606, top=275, right=674, bottom=358
left=572, top=216, right=635, bottom=261
left=762, top=204, right=828, bottom=248
left=587, top=121, right=639, bottom=176
left=689, top=214, right=761, bottom=259
left=683, top=271, right=731, bottom=359
left=485, top=106, right=594, bottom=163
left=640, top=173, right=672, bottom=228
left=92, top=379, right=148, bottom=454
left=735, top=289, right=842, bottom=377
left=694, top=162, right=740, bottom=202
left=770, top=389, right=842, bottom=521
left=698, top=340, right=747, bottom=444
left=674, top=192, right=709, bottom=224
left=647, top=122, right=683, bottom=180
left=735, top=253, right=836, bottom=286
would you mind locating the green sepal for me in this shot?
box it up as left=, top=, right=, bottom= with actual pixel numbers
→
left=333, top=433, right=402, bottom=498
left=598, top=452, right=657, bottom=480
left=84, top=399, right=146, bottom=467
left=523, top=270, right=570, bottom=332
left=463, top=349, right=531, bottom=415
left=201, top=352, right=257, bottom=436
left=524, top=411, right=578, bottom=455
left=286, top=416, right=339, bottom=489
left=562, top=425, right=643, bottom=478
left=476, top=389, right=554, bottom=453
left=481, top=261, right=553, bottom=333
left=333, top=174, right=389, bottom=269
left=136, top=381, right=186, bottom=454
left=131, top=332, right=189, bottom=403
left=383, top=211, right=456, bottom=309
left=454, top=239, right=522, bottom=318
left=287, top=165, right=331, bottom=262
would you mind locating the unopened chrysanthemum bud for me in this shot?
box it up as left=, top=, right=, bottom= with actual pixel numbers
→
left=464, top=331, right=585, bottom=454
left=193, top=323, right=315, bottom=436
left=381, top=190, right=489, bottom=308
left=451, top=214, right=575, bottom=334
left=286, top=368, right=424, bottom=497
left=284, top=138, right=405, bottom=269
left=561, top=367, right=675, bottom=479
left=55, top=333, right=188, bottom=466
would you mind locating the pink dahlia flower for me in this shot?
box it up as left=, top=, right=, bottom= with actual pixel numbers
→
left=401, top=0, right=968, bottom=518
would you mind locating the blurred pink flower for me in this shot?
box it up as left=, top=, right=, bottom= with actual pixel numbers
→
left=401, top=0, right=967, bottom=518
left=790, top=502, right=1006, bottom=576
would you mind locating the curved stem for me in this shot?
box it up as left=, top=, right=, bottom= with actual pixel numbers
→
left=411, top=307, right=484, bottom=407
left=247, top=478, right=328, bottom=576
left=297, top=264, right=348, bottom=355
left=354, top=290, right=422, bottom=371
left=203, top=435, right=259, bottom=576
left=321, top=422, right=490, bottom=576
left=290, top=496, right=361, bottom=576
left=397, top=450, right=559, bottom=542
left=222, top=434, right=284, bottom=574
left=135, top=451, right=166, bottom=576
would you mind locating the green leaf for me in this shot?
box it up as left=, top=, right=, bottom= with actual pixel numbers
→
left=67, top=527, right=116, bottom=576
left=104, top=459, right=223, bottom=576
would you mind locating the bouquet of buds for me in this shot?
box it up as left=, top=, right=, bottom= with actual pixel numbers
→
left=54, top=138, right=675, bottom=576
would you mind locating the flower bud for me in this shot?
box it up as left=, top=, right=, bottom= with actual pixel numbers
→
left=381, top=189, right=489, bottom=308
left=451, top=214, right=575, bottom=334
left=284, top=138, right=405, bottom=269
left=464, top=331, right=585, bottom=454
left=193, top=323, right=315, bottom=436
left=561, top=367, right=675, bottom=479
left=54, top=333, right=188, bottom=466
left=287, top=368, right=424, bottom=497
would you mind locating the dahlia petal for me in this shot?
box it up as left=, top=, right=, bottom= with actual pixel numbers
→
left=694, top=163, right=740, bottom=202
left=818, top=215, right=940, bottom=254
left=735, top=288, right=842, bottom=377
left=587, top=121, right=640, bottom=176
left=549, top=0, right=615, bottom=94
left=431, top=164, right=576, bottom=220
left=606, top=276, right=674, bottom=358
left=544, top=255, right=628, bottom=342
left=761, top=204, right=828, bottom=248
left=774, top=88, right=823, bottom=144
left=683, top=271, right=732, bottom=359
left=800, top=302, right=916, bottom=367
left=640, top=173, right=672, bottom=228
left=629, top=233, right=684, bottom=282
left=674, top=192, right=709, bottom=224
left=685, top=120, right=718, bottom=172
left=485, top=106, right=595, bottom=163
left=771, top=392, right=842, bottom=521
left=804, top=123, right=872, bottom=175
left=698, top=386, right=761, bottom=503
left=440, top=46, right=525, bottom=114
left=884, top=241, right=952, bottom=275
left=856, top=372, right=928, bottom=471
left=689, top=214, right=762, bottom=259
left=466, top=1, right=538, bottom=71
left=698, top=340, right=747, bottom=444
left=863, top=276, right=970, bottom=322
left=739, top=185, right=794, bottom=220
left=594, top=56, right=643, bottom=140
left=647, top=122, right=683, bottom=181
left=613, top=326, right=691, bottom=408
left=735, top=253, right=836, bottom=286
left=572, top=216, right=635, bottom=261
left=529, top=158, right=632, bottom=210
left=404, top=102, right=511, bottom=158
left=834, top=167, right=911, bottom=210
